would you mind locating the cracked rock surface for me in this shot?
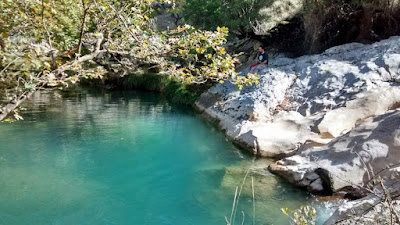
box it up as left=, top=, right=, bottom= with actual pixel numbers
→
left=195, top=36, right=400, bottom=158
left=268, top=110, right=400, bottom=194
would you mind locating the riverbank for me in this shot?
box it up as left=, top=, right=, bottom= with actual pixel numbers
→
left=2, top=36, right=399, bottom=224
left=83, top=72, right=213, bottom=106
left=195, top=36, right=400, bottom=223
left=0, top=72, right=207, bottom=122
left=195, top=36, right=400, bottom=158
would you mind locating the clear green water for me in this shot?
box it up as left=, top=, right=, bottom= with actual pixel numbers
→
left=0, top=89, right=336, bottom=225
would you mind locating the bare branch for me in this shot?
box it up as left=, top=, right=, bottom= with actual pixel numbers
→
left=77, top=0, right=93, bottom=55
left=0, top=57, right=20, bottom=76
left=108, top=4, right=140, bottom=43
left=41, top=0, right=53, bottom=49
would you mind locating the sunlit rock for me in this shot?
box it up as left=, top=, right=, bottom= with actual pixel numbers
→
left=269, top=110, right=400, bottom=195
left=196, top=36, right=400, bottom=158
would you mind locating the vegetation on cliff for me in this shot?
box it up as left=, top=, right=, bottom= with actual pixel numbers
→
left=302, top=0, right=400, bottom=53
left=181, top=0, right=400, bottom=54
left=183, top=0, right=268, bottom=35
left=110, top=73, right=211, bottom=105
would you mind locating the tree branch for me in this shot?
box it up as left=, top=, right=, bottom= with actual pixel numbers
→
left=54, top=33, right=105, bottom=77
left=0, top=57, right=20, bottom=76
left=41, top=0, right=53, bottom=49
left=77, top=0, right=92, bottom=55
left=0, top=90, right=36, bottom=122
left=108, top=4, right=140, bottom=43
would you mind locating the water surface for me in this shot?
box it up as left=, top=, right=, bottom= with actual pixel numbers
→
left=0, top=89, right=336, bottom=224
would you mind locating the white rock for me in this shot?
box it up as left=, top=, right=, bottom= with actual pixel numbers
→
left=317, top=87, right=400, bottom=137
left=268, top=110, right=400, bottom=194
left=195, top=36, right=400, bottom=157
left=326, top=192, right=400, bottom=225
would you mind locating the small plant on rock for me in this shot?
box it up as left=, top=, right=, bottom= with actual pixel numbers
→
left=282, top=205, right=316, bottom=225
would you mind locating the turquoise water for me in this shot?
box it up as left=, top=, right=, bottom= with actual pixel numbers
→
left=0, top=89, right=335, bottom=225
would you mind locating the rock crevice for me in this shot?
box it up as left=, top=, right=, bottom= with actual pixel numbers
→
left=195, top=36, right=400, bottom=158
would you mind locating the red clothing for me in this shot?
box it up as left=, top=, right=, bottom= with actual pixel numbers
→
left=250, top=62, right=260, bottom=70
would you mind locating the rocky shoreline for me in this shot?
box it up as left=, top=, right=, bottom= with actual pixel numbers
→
left=195, top=36, right=400, bottom=223
left=3, top=35, right=399, bottom=224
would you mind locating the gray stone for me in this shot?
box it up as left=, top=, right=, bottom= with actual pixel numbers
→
left=268, top=110, right=400, bottom=194
left=325, top=193, right=400, bottom=225
left=255, top=0, right=305, bottom=35
left=196, top=36, right=400, bottom=158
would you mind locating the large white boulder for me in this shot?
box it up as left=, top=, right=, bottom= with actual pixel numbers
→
left=195, top=36, right=400, bottom=158
left=268, top=110, right=400, bottom=194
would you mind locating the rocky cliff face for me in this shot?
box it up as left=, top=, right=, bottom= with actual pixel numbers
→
left=196, top=36, right=400, bottom=158
left=196, top=35, right=400, bottom=224
left=269, top=110, right=400, bottom=194
left=254, top=0, right=304, bottom=35
left=254, top=0, right=400, bottom=54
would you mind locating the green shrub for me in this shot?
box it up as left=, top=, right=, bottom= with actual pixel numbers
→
left=115, top=73, right=211, bottom=105
left=183, top=0, right=269, bottom=34
left=282, top=205, right=316, bottom=225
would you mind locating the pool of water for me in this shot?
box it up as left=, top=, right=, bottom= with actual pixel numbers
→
left=0, top=88, right=338, bottom=225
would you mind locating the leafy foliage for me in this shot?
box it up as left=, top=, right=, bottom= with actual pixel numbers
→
left=115, top=73, right=210, bottom=105
left=0, top=0, right=259, bottom=120
left=163, top=25, right=259, bottom=88
left=282, top=205, right=317, bottom=225
left=182, top=0, right=269, bottom=34
left=0, top=0, right=82, bottom=50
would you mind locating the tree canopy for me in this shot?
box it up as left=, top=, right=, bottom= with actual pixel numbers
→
left=0, top=0, right=259, bottom=121
left=182, top=0, right=268, bottom=35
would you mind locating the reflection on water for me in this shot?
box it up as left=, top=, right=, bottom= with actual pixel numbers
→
left=0, top=88, right=339, bottom=225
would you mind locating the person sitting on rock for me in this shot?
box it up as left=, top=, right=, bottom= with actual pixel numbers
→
left=250, top=46, right=268, bottom=74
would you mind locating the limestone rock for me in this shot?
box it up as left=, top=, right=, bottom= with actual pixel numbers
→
left=255, top=0, right=304, bottom=35
left=195, top=36, right=400, bottom=158
left=317, top=88, right=400, bottom=137
left=268, top=110, right=400, bottom=194
left=151, top=13, right=179, bottom=31
left=149, top=2, right=181, bottom=31
left=325, top=192, right=400, bottom=225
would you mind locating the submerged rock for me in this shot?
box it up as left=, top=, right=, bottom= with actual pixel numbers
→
left=220, top=162, right=278, bottom=198
left=195, top=36, right=400, bottom=158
